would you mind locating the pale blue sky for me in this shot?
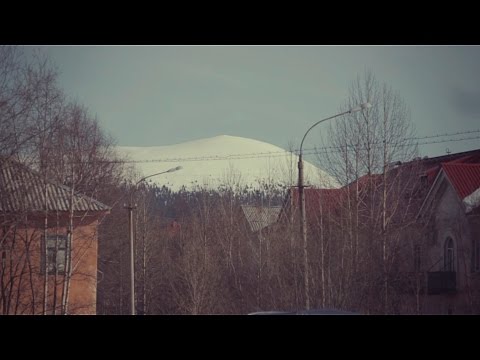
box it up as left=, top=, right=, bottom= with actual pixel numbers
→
left=27, top=45, right=480, bottom=158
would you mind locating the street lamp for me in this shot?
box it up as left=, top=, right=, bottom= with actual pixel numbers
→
left=298, top=102, right=371, bottom=310
left=126, top=165, right=182, bottom=315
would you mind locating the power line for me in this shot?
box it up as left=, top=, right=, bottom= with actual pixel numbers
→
left=22, top=129, right=480, bottom=165
left=117, top=134, right=480, bottom=163
left=405, top=129, right=480, bottom=141
left=303, top=135, right=480, bottom=157
left=117, top=129, right=480, bottom=163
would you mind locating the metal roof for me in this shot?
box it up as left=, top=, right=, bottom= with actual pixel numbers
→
left=289, top=187, right=343, bottom=210
left=0, top=159, right=110, bottom=213
left=419, top=150, right=480, bottom=185
left=442, top=163, right=480, bottom=199
left=241, top=205, right=282, bottom=233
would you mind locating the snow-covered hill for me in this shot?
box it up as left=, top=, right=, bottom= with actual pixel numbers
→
left=117, top=135, right=338, bottom=191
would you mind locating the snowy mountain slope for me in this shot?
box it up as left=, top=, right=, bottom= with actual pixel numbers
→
left=117, top=135, right=338, bottom=191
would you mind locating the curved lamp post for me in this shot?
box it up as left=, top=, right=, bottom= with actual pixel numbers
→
left=126, top=165, right=182, bottom=315
left=298, top=103, right=371, bottom=310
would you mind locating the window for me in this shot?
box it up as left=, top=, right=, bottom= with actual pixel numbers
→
left=43, top=235, right=69, bottom=275
left=444, top=237, right=455, bottom=272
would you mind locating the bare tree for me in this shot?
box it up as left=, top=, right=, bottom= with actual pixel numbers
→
left=312, top=69, right=418, bottom=313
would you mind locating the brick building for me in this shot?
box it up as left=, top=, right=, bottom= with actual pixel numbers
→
left=0, top=158, right=110, bottom=314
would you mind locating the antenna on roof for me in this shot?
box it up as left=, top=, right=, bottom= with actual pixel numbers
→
left=446, top=148, right=451, bottom=155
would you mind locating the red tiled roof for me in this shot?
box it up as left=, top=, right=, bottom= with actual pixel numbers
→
left=423, top=151, right=480, bottom=186
left=448, top=153, right=480, bottom=164
left=344, top=174, right=383, bottom=191
left=442, top=163, right=480, bottom=199
left=287, top=174, right=382, bottom=215
left=418, top=148, right=480, bottom=167
left=290, top=188, right=343, bottom=212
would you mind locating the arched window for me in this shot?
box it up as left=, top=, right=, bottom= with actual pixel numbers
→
left=444, top=237, right=455, bottom=272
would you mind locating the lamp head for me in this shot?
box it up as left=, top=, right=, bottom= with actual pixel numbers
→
left=350, top=102, right=372, bottom=113
left=167, top=166, right=183, bottom=173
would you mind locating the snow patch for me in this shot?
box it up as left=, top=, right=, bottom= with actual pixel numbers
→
left=117, top=135, right=339, bottom=192
left=463, top=187, right=480, bottom=214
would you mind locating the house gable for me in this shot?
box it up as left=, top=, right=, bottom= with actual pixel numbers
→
left=418, top=163, right=480, bottom=219
left=241, top=205, right=282, bottom=233
left=442, top=163, right=480, bottom=200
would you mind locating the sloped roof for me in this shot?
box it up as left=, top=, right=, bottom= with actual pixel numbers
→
left=418, top=149, right=480, bottom=186
left=442, top=163, right=480, bottom=199
left=241, top=205, right=282, bottom=233
left=289, top=188, right=343, bottom=212
left=278, top=174, right=375, bottom=225
left=418, top=156, right=480, bottom=217
left=420, top=148, right=480, bottom=167
left=0, top=159, right=110, bottom=213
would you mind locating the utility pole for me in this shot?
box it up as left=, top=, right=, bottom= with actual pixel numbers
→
left=125, top=199, right=136, bottom=316
left=297, top=103, right=370, bottom=310
left=297, top=152, right=310, bottom=310
left=125, top=165, right=182, bottom=316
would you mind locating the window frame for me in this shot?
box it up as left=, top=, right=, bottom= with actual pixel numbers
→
left=444, top=237, right=455, bottom=272
left=42, top=234, right=69, bottom=275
